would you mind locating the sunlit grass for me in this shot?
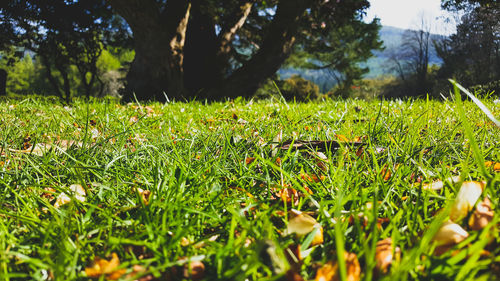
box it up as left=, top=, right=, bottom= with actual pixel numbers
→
left=0, top=94, right=498, bottom=280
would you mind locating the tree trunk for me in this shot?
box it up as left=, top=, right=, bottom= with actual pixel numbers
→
left=202, top=0, right=309, bottom=99
left=183, top=1, right=220, bottom=95
left=108, top=0, right=191, bottom=102
left=0, top=69, right=6, bottom=96
left=40, top=54, right=64, bottom=101
left=183, top=1, right=253, bottom=97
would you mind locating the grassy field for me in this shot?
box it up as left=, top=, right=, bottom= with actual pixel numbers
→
left=0, top=93, right=499, bottom=280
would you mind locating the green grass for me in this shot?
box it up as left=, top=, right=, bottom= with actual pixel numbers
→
left=0, top=94, right=499, bottom=280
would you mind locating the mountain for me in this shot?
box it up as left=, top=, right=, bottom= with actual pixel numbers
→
left=279, top=25, right=446, bottom=92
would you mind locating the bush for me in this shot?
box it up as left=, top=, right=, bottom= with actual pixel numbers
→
left=281, top=75, right=321, bottom=101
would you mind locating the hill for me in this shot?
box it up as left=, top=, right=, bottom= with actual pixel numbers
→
left=279, top=25, right=445, bottom=92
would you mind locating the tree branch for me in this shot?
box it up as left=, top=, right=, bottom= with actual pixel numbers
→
left=217, top=2, right=253, bottom=56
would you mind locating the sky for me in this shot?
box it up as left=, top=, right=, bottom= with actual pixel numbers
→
left=365, top=0, right=457, bottom=35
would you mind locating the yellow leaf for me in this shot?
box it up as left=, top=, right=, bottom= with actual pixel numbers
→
left=422, top=176, right=460, bottom=191
left=85, top=253, right=126, bottom=280
left=135, top=187, right=151, bottom=205
left=9, top=143, right=52, bottom=156
left=315, top=252, right=360, bottom=281
left=285, top=210, right=323, bottom=246
left=433, top=220, right=469, bottom=247
left=54, top=184, right=86, bottom=208
left=450, top=181, right=484, bottom=222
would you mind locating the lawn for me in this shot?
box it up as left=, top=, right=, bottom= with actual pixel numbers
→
left=0, top=93, right=499, bottom=280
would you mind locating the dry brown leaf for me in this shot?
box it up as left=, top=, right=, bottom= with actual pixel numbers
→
left=315, top=252, right=360, bottom=281
left=183, top=260, right=205, bottom=281
left=450, top=181, right=485, bottom=222
left=85, top=253, right=126, bottom=280
left=285, top=210, right=323, bottom=246
left=286, top=270, right=305, bottom=281
left=468, top=197, right=494, bottom=230
left=54, top=184, right=86, bottom=208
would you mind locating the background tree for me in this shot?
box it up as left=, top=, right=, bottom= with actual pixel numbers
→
left=384, top=13, right=443, bottom=96
left=436, top=2, right=499, bottom=92
left=284, top=15, right=383, bottom=97
left=0, top=0, right=127, bottom=101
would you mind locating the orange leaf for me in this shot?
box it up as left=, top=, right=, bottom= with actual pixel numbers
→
left=315, top=252, right=360, bottom=281
left=245, top=157, right=256, bottom=165
left=375, top=238, right=396, bottom=274
left=85, top=253, right=126, bottom=280
left=300, top=173, right=324, bottom=183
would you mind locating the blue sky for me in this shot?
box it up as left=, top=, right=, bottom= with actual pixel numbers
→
left=365, top=0, right=456, bottom=35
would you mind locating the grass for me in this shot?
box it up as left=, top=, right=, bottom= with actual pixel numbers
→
left=0, top=94, right=499, bottom=280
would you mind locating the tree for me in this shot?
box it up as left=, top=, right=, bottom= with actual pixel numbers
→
left=284, top=15, right=383, bottom=97
left=435, top=3, right=499, bottom=89
left=0, top=1, right=123, bottom=102
left=386, top=14, right=438, bottom=95
left=0, top=69, right=6, bottom=96
left=105, top=0, right=371, bottom=101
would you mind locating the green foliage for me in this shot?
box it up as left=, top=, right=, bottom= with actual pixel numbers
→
left=286, top=14, right=383, bottom=98
left=281, top=75, right=321, bottom=101
left=0, top=46, right=130, bottom=98
left=96, top=49, right=121, bottom=71
left=254, top=75, right=321, bottom=102
left=435, top=4, right=499, bottom=93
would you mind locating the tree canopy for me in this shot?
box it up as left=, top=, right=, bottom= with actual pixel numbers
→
left=1, top=0, right=381, bottom=101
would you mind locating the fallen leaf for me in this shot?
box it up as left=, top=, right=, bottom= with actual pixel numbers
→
left=432, top=220, right=469, bottom=255
left=279, top=140, right=364, bottom=152
left=468, top=197, right=494, bottom=230
left=135, top=188, right=151, bottom=205
left=422, top=176, right=461, bottom=191
left=9, top=143, right=52, bottom=156
left=450, top=181, right=485, bottom=222
left=315, top=252, right=360, bottom=281
left=485, top=161, right=500, bottom=171
left=245, top=157, right=256, bottom=165
left=54, top=184, right=86, bottom=208
left=315, top=260, right=337, bottom=281
left=300, top=173, right=325, bottom=183
left=286, top=270, right=305, bottom=281
left=183, top=260, right=205, bottom=281
left=285, top=210, right=323, bottom=246
left=85, top=253, right=126, bottom=280
left=375, top=238, right=397, bottom=274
